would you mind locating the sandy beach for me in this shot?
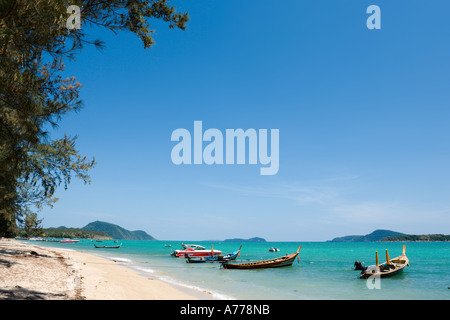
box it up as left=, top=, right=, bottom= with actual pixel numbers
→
left=0, top=239, right=203, bottom=300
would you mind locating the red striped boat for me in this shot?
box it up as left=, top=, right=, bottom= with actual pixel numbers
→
left=60, top=239, right=79, bottom=243
left=171, top=243, right=222, bottom=258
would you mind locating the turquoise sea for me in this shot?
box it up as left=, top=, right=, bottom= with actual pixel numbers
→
left=25, top=240, right=450, bottom=300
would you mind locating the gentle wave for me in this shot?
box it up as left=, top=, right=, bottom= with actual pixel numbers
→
left=134, top=266, right=155, bottom=274
left=132, top=265, right=235, bottom=300
left=107, top=256, right=132, bottom=263
left=157, top=274, right=236, bottom=300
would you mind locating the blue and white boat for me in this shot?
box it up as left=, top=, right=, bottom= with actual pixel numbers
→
left=185, top=246, right=242, bottom=263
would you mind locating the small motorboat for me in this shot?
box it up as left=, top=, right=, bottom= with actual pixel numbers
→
left=171, top=243, right=222, bottom=257
left=60, top=239, right=79, bottom=243
left=269, top=247, right=280, bottom=252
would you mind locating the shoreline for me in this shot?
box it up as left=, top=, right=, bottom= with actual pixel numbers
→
left=0, top=239, right=213, bottom=300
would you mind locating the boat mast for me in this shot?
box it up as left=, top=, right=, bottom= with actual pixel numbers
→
left=375, top=251, right=379, bottom=267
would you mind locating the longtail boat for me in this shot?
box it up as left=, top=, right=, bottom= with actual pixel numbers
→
left=360, top=245, right=409, bottom=279
left=221, top=245, right=301, bottom=269
left=94, top=243, right=122, bottom=249
left=186, top=246, right=242, bottom=263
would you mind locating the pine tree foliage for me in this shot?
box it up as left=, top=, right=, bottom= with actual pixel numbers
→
left=0, top=0, right=189, bottom=236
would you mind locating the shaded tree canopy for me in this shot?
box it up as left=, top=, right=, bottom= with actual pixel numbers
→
left=0, top=0, right=189, bottom=236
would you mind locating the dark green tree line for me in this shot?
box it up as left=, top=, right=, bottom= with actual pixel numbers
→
left=0, top=0, right=188, bottom=236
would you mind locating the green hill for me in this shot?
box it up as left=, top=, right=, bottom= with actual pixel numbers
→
left=382, top=234, right=450, bottom=242
left=329, top=229, right=405, bottom=242
left=82, top=221, right=156, bottom=240
left=38, top=227, right=111, bottom=239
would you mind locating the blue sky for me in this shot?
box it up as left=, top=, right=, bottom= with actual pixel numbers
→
left=40, top=1, right=450, bottom=241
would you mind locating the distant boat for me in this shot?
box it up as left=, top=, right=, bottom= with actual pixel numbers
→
left=269, top=247, right=280, bottom=252
left=165, top=244, right=172, bottom=247
left=94, top=243, right=122, bottom=249
left=171, top=243, right=222, bottom=257
left=222, top=245, right=301, bottom=269
left=360, top=245, right=409, bottom=279
left=186, top=246, right=242, bottom=263
left=60, top=239, right=79, bottom=243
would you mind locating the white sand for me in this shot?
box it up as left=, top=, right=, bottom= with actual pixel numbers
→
left=0, top=239, right=204, bottom=300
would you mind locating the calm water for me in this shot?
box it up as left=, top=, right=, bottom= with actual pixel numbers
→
left=26, top=240, right=450, bottom=300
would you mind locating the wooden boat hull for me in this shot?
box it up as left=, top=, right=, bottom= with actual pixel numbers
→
left=222, top=245, right=301, bottom=269
left=360, top=245, right=409, bottom=279
left=94, top=244, right=122, bottom=249
left=361, top=264, right=407, bottom=278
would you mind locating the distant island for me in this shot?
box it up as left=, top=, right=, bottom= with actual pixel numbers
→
left=224, top=237, right=266, bottom=242
left=39, top=221, right=156, bottom=240
left=329, top=229, right=450, bottom=242
left=329, top=230, right=405, bottom=242
left=382, top=234, right=450, bottom=242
